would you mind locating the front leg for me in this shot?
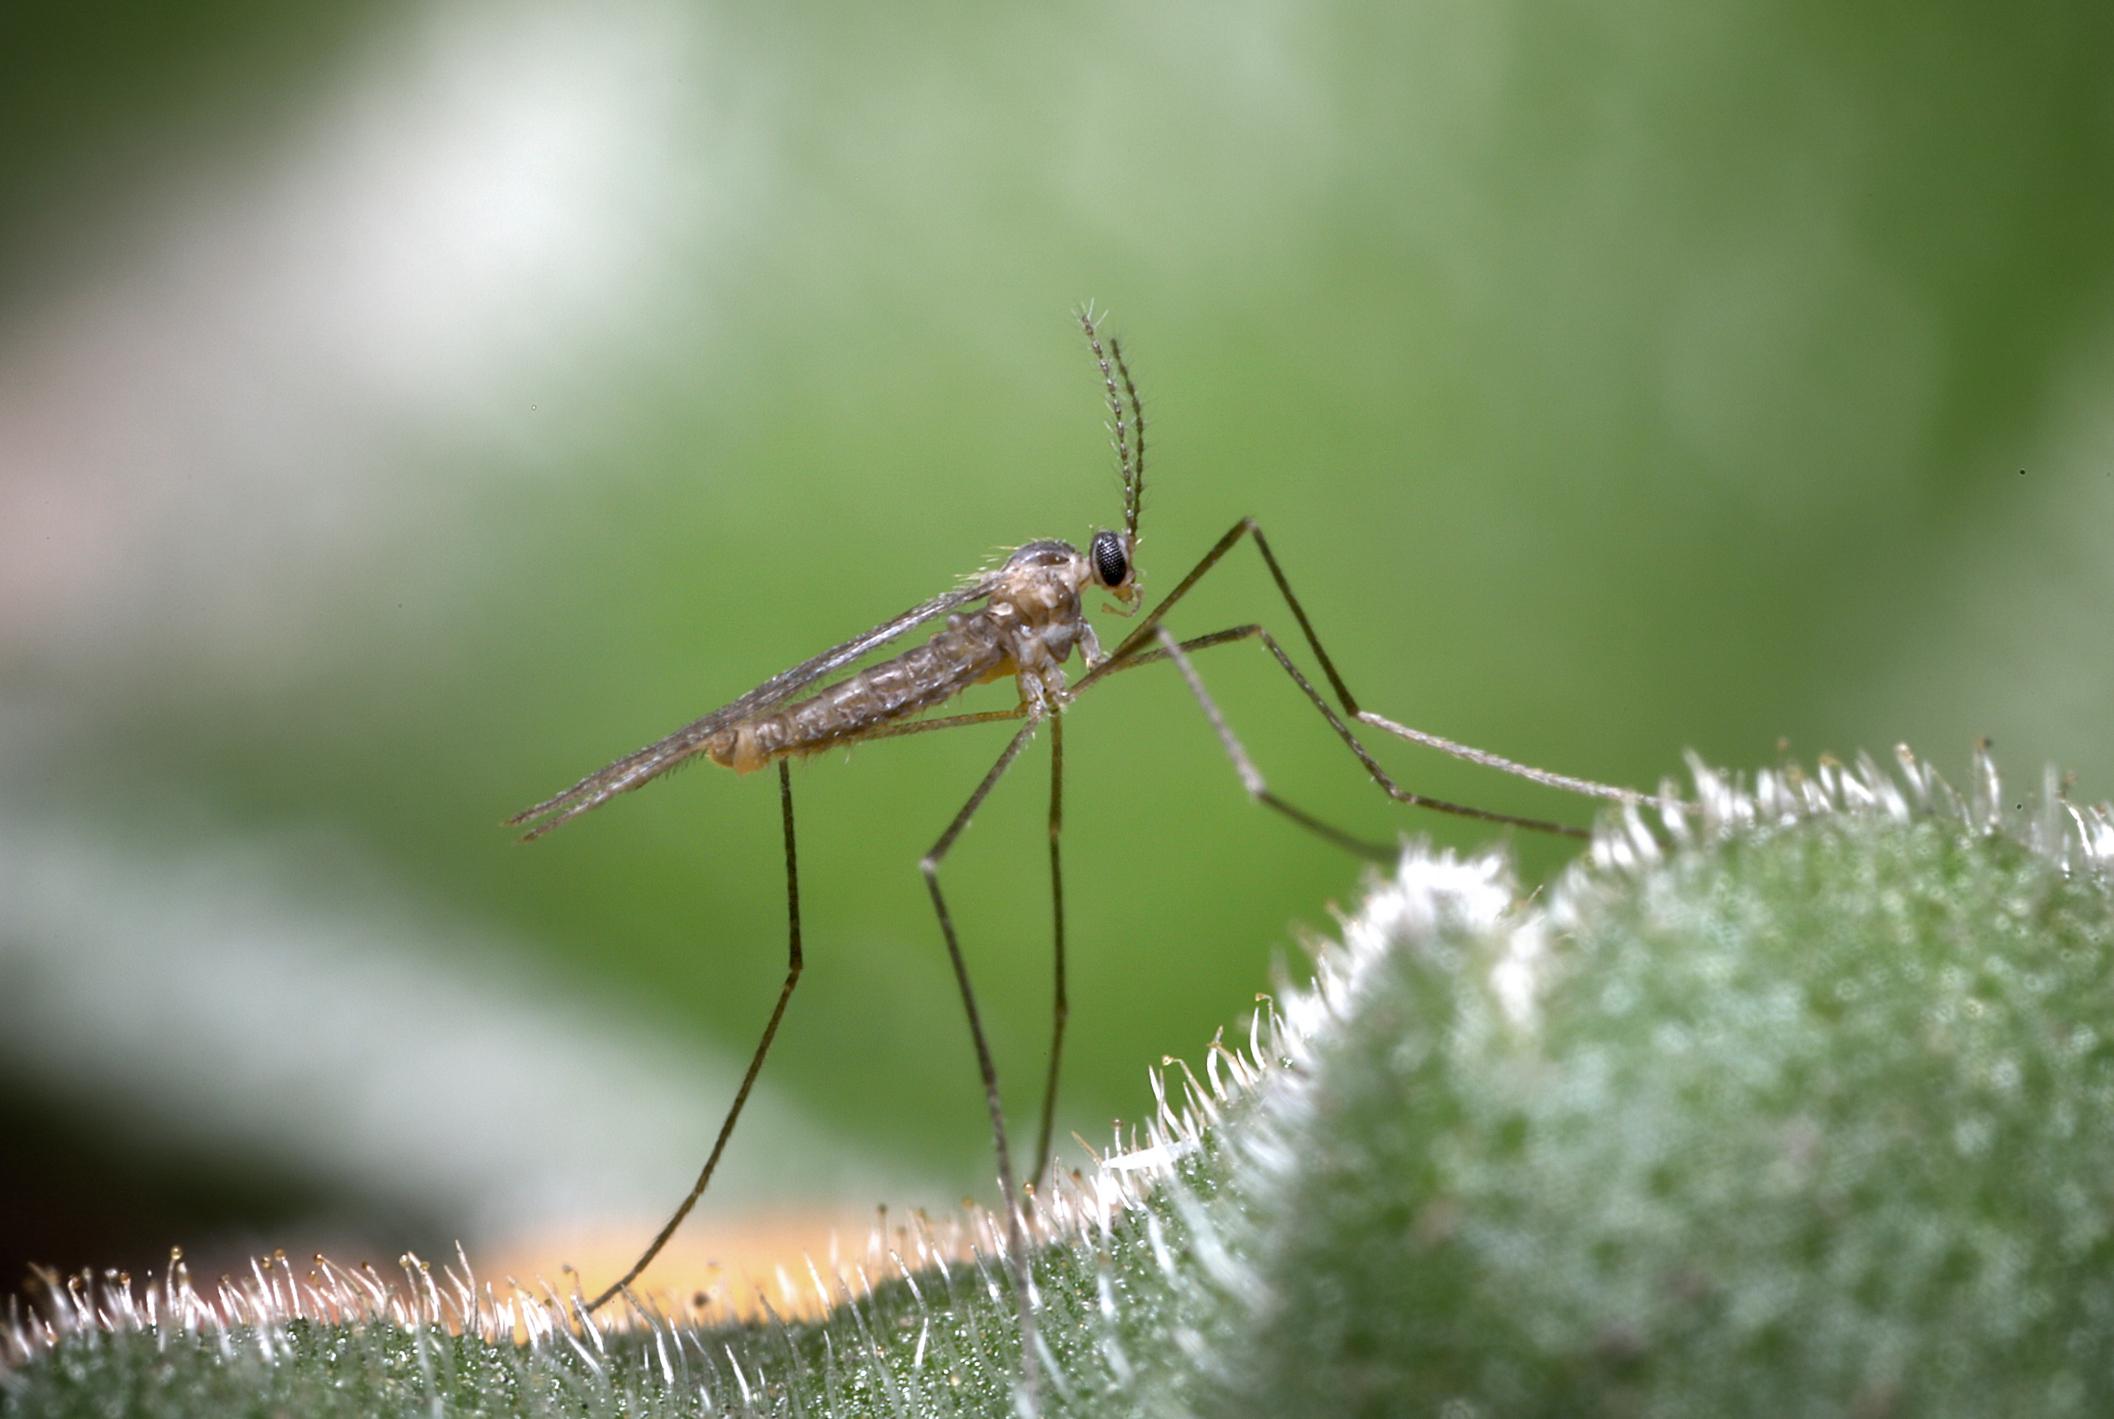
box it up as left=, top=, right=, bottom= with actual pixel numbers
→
left=1073, top=516, right=1674, bottom=823
left=1077, top=621, right=1107, bottom=671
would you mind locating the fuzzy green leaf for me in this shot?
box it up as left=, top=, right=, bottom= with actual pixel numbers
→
left=7, top=751, right=2112, bottom=1418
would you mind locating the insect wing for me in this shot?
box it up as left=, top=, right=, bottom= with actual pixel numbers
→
left=508, top=575, right=1001, bottom=839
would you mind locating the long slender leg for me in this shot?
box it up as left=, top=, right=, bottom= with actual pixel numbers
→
left=1354, top=709, right=1660, bottom=804
left=1150, top=624, right=1587, bottom=844
left=1030, top=709, right=1066, bottom=1190
left=1074, top=624, right=1591, bottom=835
left=587, top=760, right=804, bottom=1311
left=920, top=711, right=1045, bottom=1403
left=851, top=702, right=1068, bottom=1196
left=1073, top=625, right=1259, bottom=676
left=1074, top=517, right=1673, bottom=815
left=1084, top=632, right=1621, bottom=818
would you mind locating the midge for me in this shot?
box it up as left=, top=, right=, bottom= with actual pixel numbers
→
left=509, top=311, right=1660, bottom=1393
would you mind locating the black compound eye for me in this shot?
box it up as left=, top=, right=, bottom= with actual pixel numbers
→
left=1090, top=531, right=1129, bottom=587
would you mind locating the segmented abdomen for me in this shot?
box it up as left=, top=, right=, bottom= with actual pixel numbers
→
left=706, top=614, right=1011, bottom=773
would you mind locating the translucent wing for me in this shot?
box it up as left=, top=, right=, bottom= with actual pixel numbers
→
left=508, top=573, right=1003, bottom=839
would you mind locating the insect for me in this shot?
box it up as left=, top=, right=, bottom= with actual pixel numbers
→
left=508, top=311, right=1661, bottom=1400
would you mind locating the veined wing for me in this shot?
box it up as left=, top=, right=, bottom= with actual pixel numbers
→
left=508, top=573, right=1003, bottom=840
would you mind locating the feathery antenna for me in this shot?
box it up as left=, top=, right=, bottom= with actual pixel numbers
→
left=1078, top=306, right=1143, bottom=543
left=1111, top=334, right=1146, bottom=543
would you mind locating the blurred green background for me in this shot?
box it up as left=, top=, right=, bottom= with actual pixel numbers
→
left=3, top=0, right=2110, bottom=1297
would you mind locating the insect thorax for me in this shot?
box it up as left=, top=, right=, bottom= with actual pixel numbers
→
left=703, top=540, right=1097, bottom=774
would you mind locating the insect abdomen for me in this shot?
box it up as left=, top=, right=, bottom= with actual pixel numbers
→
left=706, top=616, right=1010, bottom=773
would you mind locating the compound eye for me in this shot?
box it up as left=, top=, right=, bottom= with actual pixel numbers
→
left=1090, top=530, right=1129, bottom=588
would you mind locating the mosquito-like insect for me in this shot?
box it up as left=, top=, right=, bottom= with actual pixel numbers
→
left=508, top=311, right=1663, bottom=1401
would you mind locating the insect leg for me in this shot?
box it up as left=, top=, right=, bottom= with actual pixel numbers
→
left=1239, top=521, right=1671, bottom=804
left=801, top=701, right=1072, bottom=1196
left=586, top=760, right=805, bottom=1311
left=1079, top=624, right=1585, bottom=833
left=919, top=710, right=1045, bottom=1403
left=1030, top=708, right=1066, bottom=1191
left=1076, top=517, right=1672, bottom=817
left=1149, top=623, right=1587, bottom=841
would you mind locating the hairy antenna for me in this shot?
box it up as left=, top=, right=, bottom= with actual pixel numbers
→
left=1077, top=306, right=1136, bottom=535
left=1110, top=334, right=1145, bottom=543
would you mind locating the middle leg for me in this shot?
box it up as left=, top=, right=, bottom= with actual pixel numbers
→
left=1030, top=709, right=1066, bottom=1191
left=919, top=708, right=1047, bottom=1403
